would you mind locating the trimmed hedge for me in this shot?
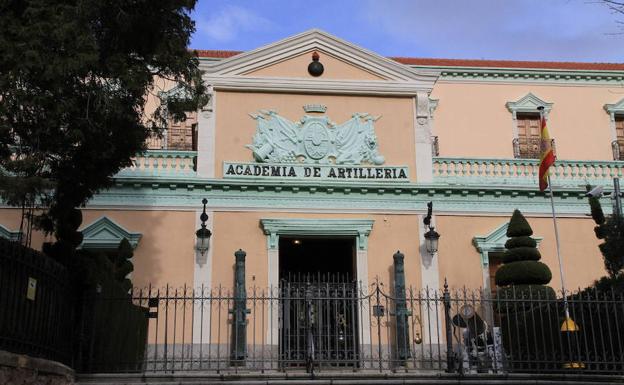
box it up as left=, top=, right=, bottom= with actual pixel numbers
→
left=507, top=209, right=533, bottom=237
left=496, top=261, right=552, bottom=286
left=502, top=247, right=542, bottom=263
left=505, top=236, right=537, bottom=249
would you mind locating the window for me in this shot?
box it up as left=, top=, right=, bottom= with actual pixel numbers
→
left=514, top=113, right=541, bottom=159
left=506, top=93, right=554, bottom=159
left=488, top=253, right=504, bottom=297
left=614, top=116, right=624, bottom=160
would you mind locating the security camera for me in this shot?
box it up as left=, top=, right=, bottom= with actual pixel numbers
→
left=585, top=185, right=605, bottom=198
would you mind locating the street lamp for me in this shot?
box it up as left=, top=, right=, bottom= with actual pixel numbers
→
left=423, top=201, right=440, bottom=255
left=195, top=198, right=212, bottom=256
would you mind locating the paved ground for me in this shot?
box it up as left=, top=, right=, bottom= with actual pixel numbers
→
left=77, top=371, right=624, bottom=385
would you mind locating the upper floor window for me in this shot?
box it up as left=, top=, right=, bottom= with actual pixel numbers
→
left=614, top=116, right=624, bottom=161
left=506, top=93, right=554, bottom=159
left=604, top=98, right=624, bottom=161
left=514, top=113, right=541, bottom=159
left=145, top=112, right=198, bottom=151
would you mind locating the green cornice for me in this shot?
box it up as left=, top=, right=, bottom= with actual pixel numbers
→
left=81, top=174, right=605, bottom=216
left=414, top=66, right=624, bottom=84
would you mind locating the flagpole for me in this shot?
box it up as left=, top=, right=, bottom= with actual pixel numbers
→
left=546, top=175, right=569, bottom=318
left=539, top=106, right=569, bottom=318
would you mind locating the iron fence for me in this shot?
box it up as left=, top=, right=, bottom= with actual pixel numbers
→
left=84, top=279, right=624, bottom=375
left=0, top=238, right=75, bottom=366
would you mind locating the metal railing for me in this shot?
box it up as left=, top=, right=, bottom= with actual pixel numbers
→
left=85, top=281, right=624, bottom=375
left=512, top=137, right=556, bottom=159
left=0, top=239, right=75, bottom=366
left=146, top=128, right=196, bottom=151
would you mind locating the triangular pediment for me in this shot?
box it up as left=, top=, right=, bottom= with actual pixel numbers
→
left=604, top=97, right=624, bottom=115
left=79, top=216, right=142, bottom=250
left=202, top=29, right=437, bottom=84
left=506, top=92, right=553, bottom=115
left=472, top=221, right=542, bottom=254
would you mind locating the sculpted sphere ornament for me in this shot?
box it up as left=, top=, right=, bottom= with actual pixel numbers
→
left=308, top=51, right=324, bottom=77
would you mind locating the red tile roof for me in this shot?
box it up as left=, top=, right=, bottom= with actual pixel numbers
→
left=193, top=49, right=242, bottom=58
left=193, top=49, right=624, bottom=71
left=390, top=57, right=624, bottom=71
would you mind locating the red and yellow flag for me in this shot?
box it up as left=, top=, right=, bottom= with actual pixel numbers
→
left=538, top=113, right=555, bottom=191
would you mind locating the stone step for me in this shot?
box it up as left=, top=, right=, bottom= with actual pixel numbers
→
left=77, top=372, right=624, bottom=385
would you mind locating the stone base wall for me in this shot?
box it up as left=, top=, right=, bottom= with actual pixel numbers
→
left=0, top=350, right=74, bottom=385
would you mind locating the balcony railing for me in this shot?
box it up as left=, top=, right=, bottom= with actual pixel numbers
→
left=433, top=157, right=624, bottom=187
left=116, top=150, right=197, bottom=178
left=512, top=138, right=556, bottom=159
left=146, top=128, right=197, bottom=151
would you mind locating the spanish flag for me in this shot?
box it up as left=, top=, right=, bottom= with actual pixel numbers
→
left=538, top=112, right=555, bottom=191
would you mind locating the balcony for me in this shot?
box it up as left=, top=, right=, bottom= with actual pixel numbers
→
left=115, top=150, right=197, bottom=178
left=433, top=157, right=624, bottom=187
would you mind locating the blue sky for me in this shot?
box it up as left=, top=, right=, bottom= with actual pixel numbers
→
left=190, top=0, right=624, bottom=62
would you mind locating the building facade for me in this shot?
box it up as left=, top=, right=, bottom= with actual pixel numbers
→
left=3, top=29, right=623, bottom=296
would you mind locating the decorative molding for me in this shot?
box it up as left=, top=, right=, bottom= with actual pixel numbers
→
left=202, top=29, right=438, bottom=84
left=472, top=221, right=543, bottom=267
left=428, top=98, right=439, bottom=118
left=79, top=216, right=142, bottom=250
left=200, top=29, right=438, bottom=96
left=604, top=98, right=624, bottom=121
left=433, top=68, right=624, bottom=85
left=247, top=111, right=385, bottom=165
left=0, top=224, right=22, bottom=242
left=75, top=173, right=605, bottom=216
left=204, top=76, right=436, bottom=97
left=506, top=92, right=553, bottom=119
left=260, top=218, right=374, bottom=250
left=303, top=104, right=327, bottom=113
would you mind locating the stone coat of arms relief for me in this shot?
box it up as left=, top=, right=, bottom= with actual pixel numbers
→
left=246, top=108, right=385, bottom=165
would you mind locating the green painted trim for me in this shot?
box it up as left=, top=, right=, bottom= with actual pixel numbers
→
left=604, top=98, right=624, bottom=118
left=80, top=175, right=607, bottom=216
left=410, top=66, right=624, bottom=84
left=506, top=93, right=553, bottom=116
left=260, top=218, right=374, bottom=250
left=79, top=216, right=142, bottom=250
left=472, top=222, right=542, bottom=266
left=0, top=224, right=22, bottom=242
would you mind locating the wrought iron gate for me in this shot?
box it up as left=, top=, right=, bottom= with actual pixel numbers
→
left=279, top=274, right=359, bottom=369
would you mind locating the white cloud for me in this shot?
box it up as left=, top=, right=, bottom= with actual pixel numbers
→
left=357, top=0, right=624, bottom=62
left=196, top=5, right=272, bottom=43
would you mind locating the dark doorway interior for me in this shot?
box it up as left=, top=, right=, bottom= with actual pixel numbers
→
left=278, top=237, right=355, bottom=280
left=278, top=237, right=359, bottom=368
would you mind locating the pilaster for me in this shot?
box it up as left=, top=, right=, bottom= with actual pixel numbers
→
left=197, top=86, right=216, bottom=177
left=414, top=92, right=433, bottom=182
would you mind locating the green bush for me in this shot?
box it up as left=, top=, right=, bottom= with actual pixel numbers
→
left=506, top=209, right=533, bottom=237
left=495, top=209, right=553, bottom=305
left=505, top=236, right=537, bottom=249
left=495, top=261, right=552, bottom=286
left=502, top=247, right=542, bottom=263
left=495, top=284, right=556, bottom=312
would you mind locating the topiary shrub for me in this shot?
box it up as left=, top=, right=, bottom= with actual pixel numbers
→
left=495, top=209, right=556, bottom=306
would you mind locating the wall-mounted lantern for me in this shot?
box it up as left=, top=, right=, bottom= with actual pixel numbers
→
left=423, top=201, right=440, bottom=255
left=195, top=198, right=212, bottom=256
